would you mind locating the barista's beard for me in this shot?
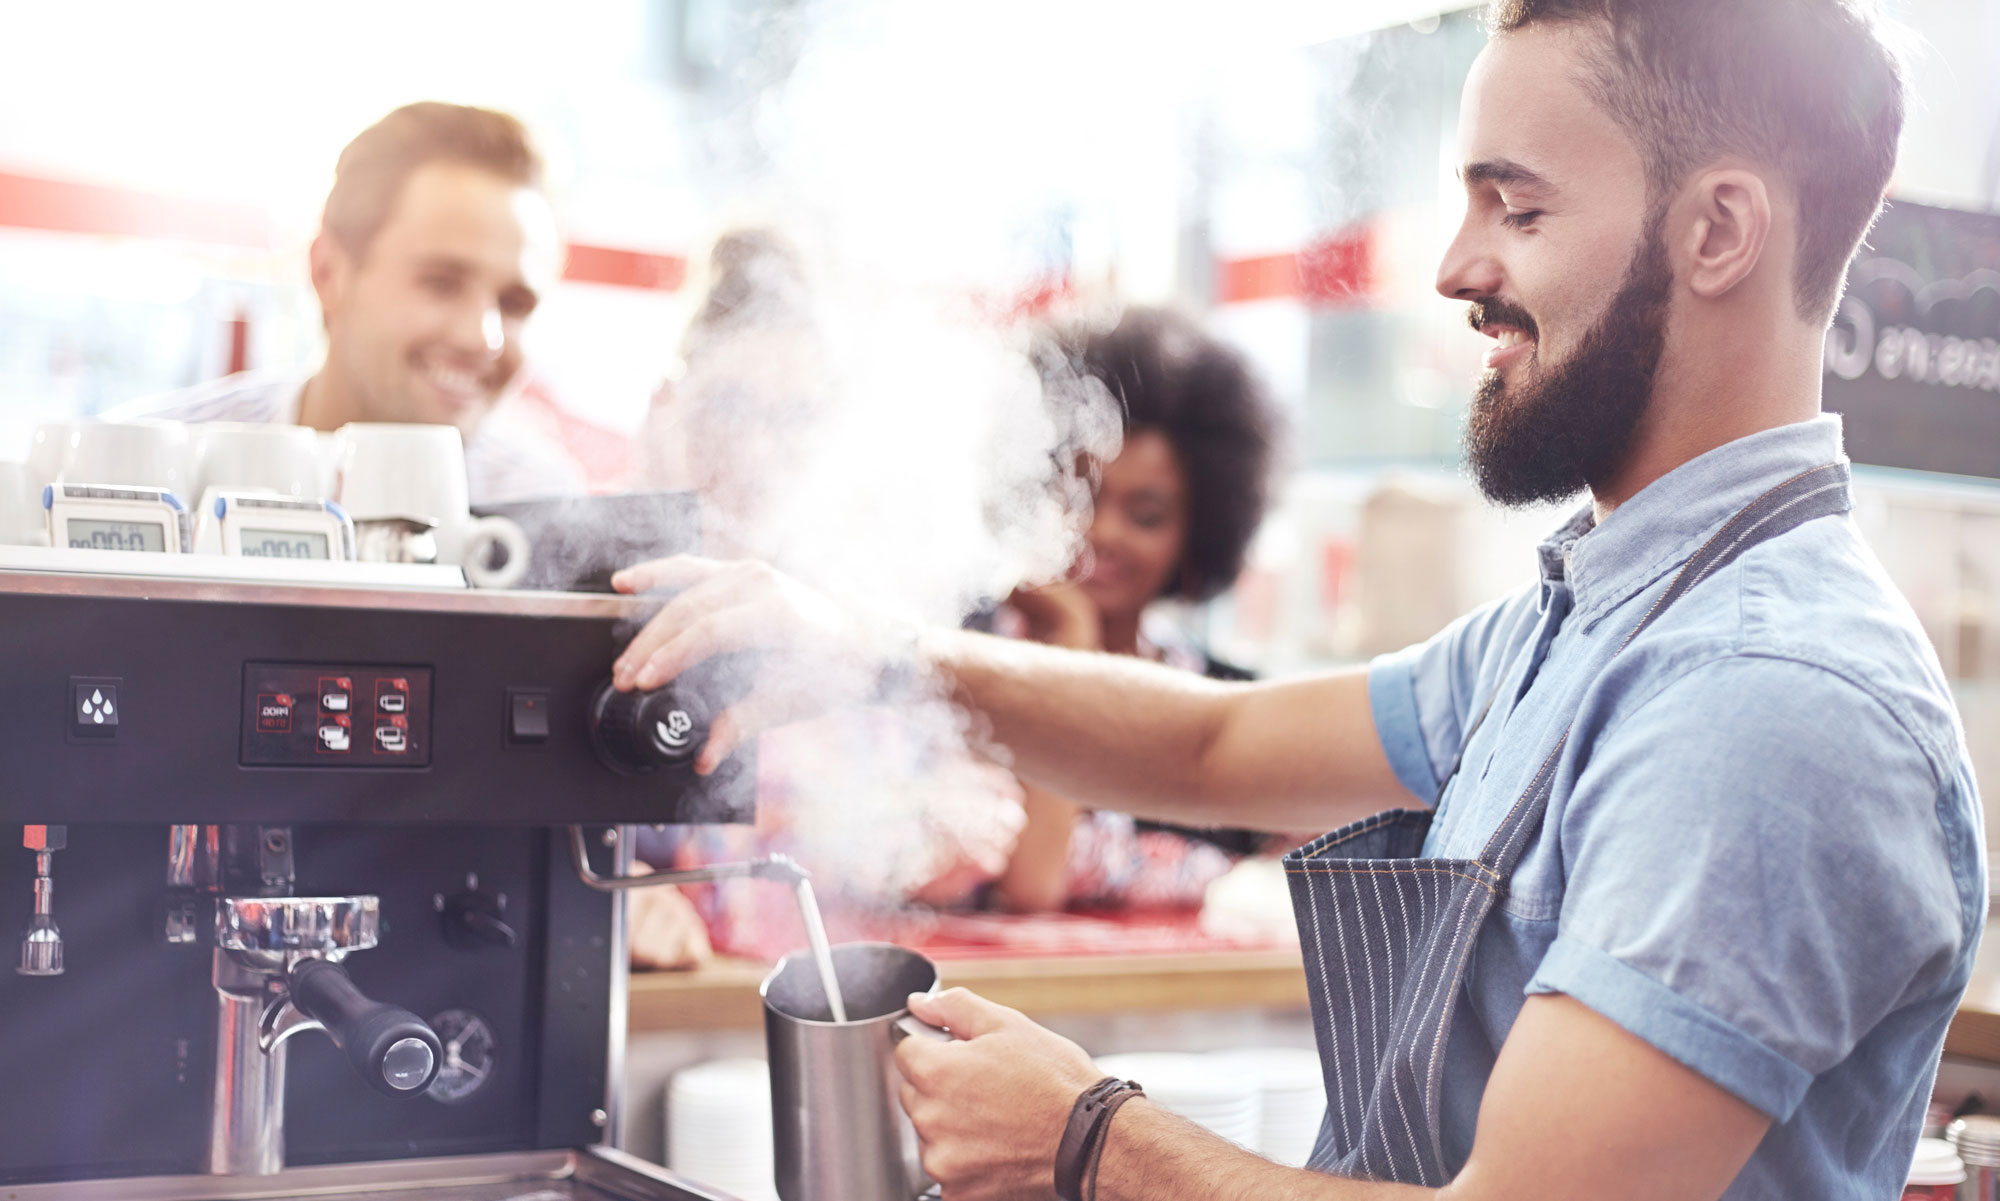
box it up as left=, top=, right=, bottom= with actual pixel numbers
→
left=1463, top=220, right=1673, bottom=508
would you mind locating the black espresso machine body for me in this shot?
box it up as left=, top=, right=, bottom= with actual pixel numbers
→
left=0, top=564, right=754, bottom=1193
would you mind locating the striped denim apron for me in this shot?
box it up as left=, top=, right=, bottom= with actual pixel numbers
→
left=1283, top=462, right=1852, bottom=1185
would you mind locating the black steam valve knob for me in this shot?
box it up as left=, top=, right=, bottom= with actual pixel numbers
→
left=287, top=958, right=442, bottom=1098
left=589, top=679, right=709, bottom=773
left=442, top=887, right=518, bottom=951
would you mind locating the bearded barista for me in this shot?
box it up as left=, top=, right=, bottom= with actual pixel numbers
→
left=611, top=2, right=1980, bottom=1199
left=111, top=102, right=583, bottom=504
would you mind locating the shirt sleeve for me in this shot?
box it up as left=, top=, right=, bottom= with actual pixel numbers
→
left=1526, top=654, right=1964, bottom=1121
left=1367, top=586, right=1543, bottom=803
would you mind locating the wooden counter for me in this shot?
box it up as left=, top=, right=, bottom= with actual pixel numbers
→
left=633, top=958, right=2000, bottom=1067
left=628, top=947, right=1310, bottom=1032
left=1946, top=973, right=2000, bottom=1063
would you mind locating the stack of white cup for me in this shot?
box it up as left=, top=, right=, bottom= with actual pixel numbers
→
left=666, top=1058, right=778, bottom=1201
left=1214, top=1047, right=1325, bottom=1167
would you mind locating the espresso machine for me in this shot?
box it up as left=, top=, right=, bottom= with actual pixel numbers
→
left=0, top=502, right=764, bottom=1200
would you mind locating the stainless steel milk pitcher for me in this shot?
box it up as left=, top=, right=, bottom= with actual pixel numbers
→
left=762, top=942, right=950, bottom=1201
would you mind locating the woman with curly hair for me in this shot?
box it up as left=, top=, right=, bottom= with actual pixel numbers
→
left=994, top=306, right=1281, bottom=912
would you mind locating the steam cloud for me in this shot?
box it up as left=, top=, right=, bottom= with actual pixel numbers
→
left=638, top=0, right=1378, bottom=915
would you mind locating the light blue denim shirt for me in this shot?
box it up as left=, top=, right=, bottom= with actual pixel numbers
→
left=1367, top=416, right=1984, bottom=1198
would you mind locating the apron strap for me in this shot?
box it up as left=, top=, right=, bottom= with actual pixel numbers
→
left=1473, top=461, right=1853, bottom=877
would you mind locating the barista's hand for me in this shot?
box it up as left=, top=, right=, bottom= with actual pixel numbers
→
left=894, top=988, right=1104, bottom=1201
left=611, top=556, right=909, bottom=775
left=1005, top=580, right=1101, bottom=651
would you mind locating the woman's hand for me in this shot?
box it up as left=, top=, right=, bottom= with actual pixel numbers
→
left=623, top=873, right=714, bottom=971
left=1005, top=580, right=1101, bottom=650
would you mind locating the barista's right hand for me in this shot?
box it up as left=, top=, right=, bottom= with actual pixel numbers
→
left=610, top=556, right=908, bottom=775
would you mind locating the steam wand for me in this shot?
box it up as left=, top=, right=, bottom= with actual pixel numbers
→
left=564, top=824, right=807, bottom=891
left=565, top=825, right=848, bottom=1022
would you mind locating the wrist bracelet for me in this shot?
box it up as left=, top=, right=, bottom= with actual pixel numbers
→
left=1085, top=1086, right=1144, bottom=1201
left=1054, top=1076, right=1145, bottom=1201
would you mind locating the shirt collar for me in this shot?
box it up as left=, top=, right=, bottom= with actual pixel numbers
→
left=1535, top=415, right=1850, bottom=623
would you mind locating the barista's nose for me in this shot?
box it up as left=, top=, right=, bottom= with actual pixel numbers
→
left=1436, top=213, right=1504, bottom=302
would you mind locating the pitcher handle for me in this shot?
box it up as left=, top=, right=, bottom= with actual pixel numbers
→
left=890, top=1014, right=953, bottom=1045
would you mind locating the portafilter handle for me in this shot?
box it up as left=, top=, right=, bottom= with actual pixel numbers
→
left=286, top=958, right=441, bottom=1098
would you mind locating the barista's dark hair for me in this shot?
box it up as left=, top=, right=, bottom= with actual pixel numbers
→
left=322, top=102, right=546, bottom=257
left=1076, top=308, right=1278, bottom=603
left=1488, top=0, right=1904, bottom=325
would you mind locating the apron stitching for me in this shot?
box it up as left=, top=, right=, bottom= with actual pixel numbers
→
left=1306, top=810, right=1425, bottom=856
left=1422, top=885, right=1495, bottom=1177
left=1615, top=463, right=1844, bottom=656
left=1326, top=867, right=1366, bottom=1146
left=1305, top=867, right=1358, bottom=1151
left=1285, top=865, right=1499, bottom=893
left=1474, top=732, right=1568, bottom=872
left=1375, top=868, right=1427, bottom=1177
left=1681, top=481, right=1847, bottom=597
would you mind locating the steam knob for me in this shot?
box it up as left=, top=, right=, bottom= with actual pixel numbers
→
left=590, top=680, right=709, bottom=773
left=442, top=888, right=518, bottom=950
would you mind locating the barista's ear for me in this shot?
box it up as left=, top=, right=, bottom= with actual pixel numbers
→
left=1682, top=168, right=1772, bottom=302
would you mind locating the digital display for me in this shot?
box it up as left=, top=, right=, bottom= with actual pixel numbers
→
left=239, top=529, right=331, bottom=560
left=67, top=519, right=166, bottom=552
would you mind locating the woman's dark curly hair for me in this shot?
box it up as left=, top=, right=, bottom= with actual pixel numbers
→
left=1075, top=307, right=1279, bottom=602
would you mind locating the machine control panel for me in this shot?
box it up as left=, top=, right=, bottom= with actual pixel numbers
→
left=242, top=663, right=433, bottom=767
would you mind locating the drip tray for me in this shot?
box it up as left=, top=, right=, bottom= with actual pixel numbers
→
left=1, top=1148, right=742, bottom=1201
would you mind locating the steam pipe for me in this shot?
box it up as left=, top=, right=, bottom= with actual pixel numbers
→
left=564, top=824, right=807, bottom=891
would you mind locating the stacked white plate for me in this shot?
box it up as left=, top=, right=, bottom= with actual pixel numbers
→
left=666, top=1058, right=777, bottom=1201
left=1214, top=1047, right=1326, bottom=1167
left=1095, top=1052, right=1262, bottom=1149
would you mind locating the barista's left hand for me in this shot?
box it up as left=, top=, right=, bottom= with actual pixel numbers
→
left=894, top=988, right=1105, bottom=1201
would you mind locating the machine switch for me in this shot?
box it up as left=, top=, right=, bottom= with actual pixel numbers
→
left=507, top=689, right=550, bottom=746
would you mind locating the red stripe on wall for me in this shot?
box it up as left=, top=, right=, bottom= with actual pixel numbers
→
left=560, top=243, right=687, bottom=292
left=0, top=170, right=279, bottom=248
left=1216, top=223, right=1377, bottom=307
left=0, top=170, right=689, bottom=292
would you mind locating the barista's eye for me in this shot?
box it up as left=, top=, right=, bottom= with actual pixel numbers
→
left=1501, top=209, right=1543, bottom=231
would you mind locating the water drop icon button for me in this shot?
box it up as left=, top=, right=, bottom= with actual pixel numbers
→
left=69, top=679, right=120, bottom=739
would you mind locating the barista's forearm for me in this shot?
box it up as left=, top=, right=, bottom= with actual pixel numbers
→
left=920, top=627, right=1228, bottom=817
left=1096, top=1099, right=1433, bottom=1201
left=917, top=628, right=1413, bottom=831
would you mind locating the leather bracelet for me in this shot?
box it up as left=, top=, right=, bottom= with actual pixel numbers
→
left=1085, top=1086, right=1144, bottom=1201
left=1055, top=1076, right=1145, bottom=1201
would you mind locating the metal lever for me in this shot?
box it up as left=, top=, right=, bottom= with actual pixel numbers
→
left=285, top=958, right=441, bottom=1097
left=18, top=825, right=65, bottom=976
left=565, top=824, right=807, bottom=892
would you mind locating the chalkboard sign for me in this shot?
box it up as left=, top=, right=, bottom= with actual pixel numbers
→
left=1823, top=199, right=2000, bottom=479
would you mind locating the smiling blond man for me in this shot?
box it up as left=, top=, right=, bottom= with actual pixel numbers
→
left=114, top=102, right=582, bottom=504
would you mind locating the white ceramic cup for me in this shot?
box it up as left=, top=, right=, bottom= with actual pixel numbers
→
left=333, top=423, right=472, bottom=525
left=26, top=423, right=76, bottom=491
left=335, top=423, right=529, bottom=587
left=0, top=462, right=48, bottom=547
left=193, top=422, right=327, bottom=500
left=64, top=419, right=194, bottom=498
